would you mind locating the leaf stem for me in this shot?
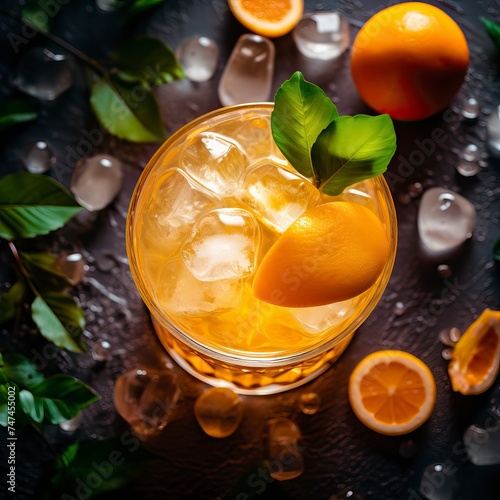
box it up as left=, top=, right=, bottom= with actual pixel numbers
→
left=0, top=6, right=108, bottom=77
left=7, top=241, right=38, bottom=297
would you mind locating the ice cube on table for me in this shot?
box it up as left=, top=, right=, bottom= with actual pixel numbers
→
left=22, top=140, right=55, bottom=174
left=417, top=187, right=476, bottom=253
left=182, top=208, right=261, bottom=281
left=268, top=417, right=303, bottom=480
left=70, top=155, right=123, bottom=211
left=486, top=105, right=500, bottom=158
left=176, top=35, right=219, bottom=82
left=419, top=463, right=458, bottom=500
left=15, top=47, right=74, bottom=101
left=140, top=169, right=218, bottom=257
left=241, top=161, right=320, bottom=233
left=293, top=12, right=350, bottom=60
left=181, top=132, right=248, bottom=196
left=156, top=258, right=241, bottom=316
left=113, top=368, right=181, bottom=436
left=464, top=422, right=500, bottom=465
left=218, top=34, right=275, bottom=106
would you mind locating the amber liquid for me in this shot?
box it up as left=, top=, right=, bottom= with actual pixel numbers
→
left=127, top=104, right=397, bottom=394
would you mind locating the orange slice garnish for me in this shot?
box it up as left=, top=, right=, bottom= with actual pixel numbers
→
left=448, top=309, right=500, bottom=395
left=348, top=350, right=437, bottom=435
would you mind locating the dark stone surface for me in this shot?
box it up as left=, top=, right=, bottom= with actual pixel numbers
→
left=0, top=0, right=499, bottom=499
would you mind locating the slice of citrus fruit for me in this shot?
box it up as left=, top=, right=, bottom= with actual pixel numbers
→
left=448, top=309, right=500, bottom=395
left=348, top=350, right=436, bottom=435
left=252, top=201, right=390, bottom=307
left=227, top=0, right=304, bottom=38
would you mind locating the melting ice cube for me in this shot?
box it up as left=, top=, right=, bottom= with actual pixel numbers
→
left=293, top=12, right=350, bottom=60
left=417, top=187, right=476, bottom=253
left=141, top=169, right=218, bottom=258
left=156, top=258, right=241, bottom=316
left=464, top=422, right=500, bottom=465
left=241, top=161, right=320, bottom=233
left=176, top=35, right=219, bottom=82
left=218, top=34, right=275, bottom=106
left=181, top=132, right=248, bottom=196
left=182, top=208, right=261, bottom=281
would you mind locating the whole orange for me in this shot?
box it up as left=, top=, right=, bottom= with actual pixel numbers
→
left=350, top=2, right=469, bottom=121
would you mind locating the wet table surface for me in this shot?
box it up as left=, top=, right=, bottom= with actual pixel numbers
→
left=0, top=0, right=500, bottom=499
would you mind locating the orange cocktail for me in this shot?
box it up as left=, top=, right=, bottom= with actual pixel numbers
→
left=127, top=103, right=397, bottom=394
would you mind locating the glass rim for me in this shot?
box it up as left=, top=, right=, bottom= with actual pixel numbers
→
left=126, top=103, right=398, bottom=369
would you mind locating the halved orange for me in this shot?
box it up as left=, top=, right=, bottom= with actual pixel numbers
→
left=348, top=350, right=436, bottom=435
left=253, top=201, right=390, bottom=307
left=227, top=0, right=304, bottom=38
left=448, top=309, right=500, bottom=395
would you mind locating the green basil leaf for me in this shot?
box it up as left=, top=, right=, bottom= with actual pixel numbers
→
left=0, top=353, right=44, bottom=388
left=19, top=388, right=44, bottom=423
left=31, top=293, right=86, bottom=353
left=0, top=382, right=29, bottom=429
left=494, top=238, right=500, bottom=261
left=481, top=18, right=500, bottom=50
left=20, top=252, right=70, bottom=292
left=312, top=114, right=396, bottom=196
left=0, top=281, right=25, bottom=324
left=22, top=0, right=59, bottom=33
left=271, top=71, right=339, bottom=179
left=90, top=76, right=165, bottom=143
left=0, top=173, right=82, bottom=240
left=59, top=442, right=79, bottom=468
left=0, top=98, right=38, bottom=132
left=112, top=35, right=184, bottom=87
left=29, top=374, right=98, bottom=424
left=0, top=353, right=3, bottom=366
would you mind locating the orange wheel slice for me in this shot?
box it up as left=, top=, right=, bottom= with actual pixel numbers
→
left=253, top=201, right=390, bottom=308
left=348, top=350, right=436, bottom=435
left=448, top=309, right=500, bottom=395
left=227, top=0, right=304, bottom=38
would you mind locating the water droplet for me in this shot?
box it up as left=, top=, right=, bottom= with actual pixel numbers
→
left=267, top=417, right=303, bottom=480
left=114, top=368, right=181, bottom=436
left=464, top=422, right=500, bottom=465
left=419, top=462, right=458, bottom=499
left=438, top=329, right=456, bottom=347
left=176, top=35, right=219, bottom=82
left=91, top=340, right=111, bottom=363
left=15, top=47, right=75, bottom=101
left=293, top=12, right=350, bottom=60
left=70, top=155, right=123, bottom=211
left=329, top=487, right=363, bottom=499
left=418, top=188, right=476, bottom=253
left=460, top=97, right=480, bottom=120
left=394, top=301, right=406, bottom=316
left=486, top=105, right=500, bottom=158
left=437, top=264, right=452, bottom=278
left=441, top=347, right=453, bottom=360
left=95, top=251, right=116, bottom=272
left=449, top=327, right=461, bottom=343
left=56, top=252, right=89, bottom=285
left=456, top=144, right=481, bottom=177
left=218, top=34, right=275, bottom=106
left=399, top=438, right=418, bottom=458
left=298, top=392, right=321, bottom=414
left=21, top=140, right=55, bottom=173
left=194, top=387, right=243, bottom=438
left=408, top=182, right=423, bottom=198
left=59, top=413, right=83, bottom=432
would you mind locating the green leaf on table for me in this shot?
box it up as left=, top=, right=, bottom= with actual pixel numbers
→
left=19, top=374, right=98, bottom=424
left=22, top=0, right=60, bottom=32
left=119, top=0, right=165, bottom=18
left=494, top=238, right=500, bottom=261
left=0, top=353, right=44, bottom=388
left=0, top=382, right=29, bottom=428
left=112, top=35, right=185, bottom=87
left=90, top=76, right=165, bottom=143
left=271, top=71, right=339, bottom=179
left=0, top=281, right=25, bottom=324
left=0, top=98, right=38, bottom=132
left=481, top=18, right=500, bottom=50
left=31, top=292, right=86, bottom=353
left=59, top=442, right=79, bottom=467
left=0, top=173, right=82, bottom=240
left=20, top=252, right=71, bottom=292
left=311, top=114, right=397, bottom=196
